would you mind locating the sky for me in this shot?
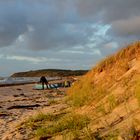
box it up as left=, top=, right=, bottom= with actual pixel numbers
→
left=0, top=0, right=140, bottom=76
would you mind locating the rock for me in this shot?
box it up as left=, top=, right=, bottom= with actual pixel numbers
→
left=13, top=95, right=19, bottom=97
left=13, top=93, right=26, bottom=97
left=7, top=104, right=41, bottom=110
left=39, top=135, right=52, bottom=140
left=16, top=88, right=22, bottom=91
left=0, top=112, right=9, bottom=117
left=20, top=93, right=25, bottom=96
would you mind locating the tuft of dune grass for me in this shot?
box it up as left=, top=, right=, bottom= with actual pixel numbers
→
left=135, top=78, right=140, bottom=106
left=19, top=112, right=90, bottom=140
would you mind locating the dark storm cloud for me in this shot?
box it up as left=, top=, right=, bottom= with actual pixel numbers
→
left=107, top=16, right=140, bottom=38
left=0, top=0, right=95, bottom=50
left=75, top=0, right=140, bottom=22
left=0, top=1, right=27, bottom=47
left=24, top=23, right=92, bottom=50
left=0, top=0, right=140, bottom=50
left=75, top=0, right=140, bottom=38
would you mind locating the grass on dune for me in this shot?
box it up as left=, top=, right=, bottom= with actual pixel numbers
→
left=67, top=77, right=108, bottom=107
left=67, top=79, right=95, bottom=107
left=35, top=113, right=90, bottom=138
left=67, top=42, right=140, bottom=107
left=19, top=112, right=90, bottom=140
left=96, top=41, right=140, bottom=73
left=135, top=78, right=140, bottom=106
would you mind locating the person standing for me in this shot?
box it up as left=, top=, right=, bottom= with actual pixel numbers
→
left=40, top=76, right=48, bottom=90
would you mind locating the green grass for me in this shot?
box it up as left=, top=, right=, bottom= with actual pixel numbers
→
left=35, top=113, right=90, bottom=139
left=28, top=113, right=59, bottom=123
left=68, top=79, right=95, bottom=107
left=20, top=112, right=90, bottom=140
left=96, top=104, right=107, bottom=116
left=67, top=42, right=140, bottom=108
left=135, top=79, right=140, bottom=106
left=35, top=113, right=90, bottom=137
left=108, top=95, right=118, bottom=112
left=82, top=127, right=99, bottom=140
left=68, top=78, right=108, bottom=107
left=104, top=132, right=118, bottom=140
left=48, top=99, right=58, bottom=105
left=21, top=112, right=65, bottom=130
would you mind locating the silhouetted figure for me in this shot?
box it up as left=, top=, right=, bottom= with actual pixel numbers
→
left=40, top=76, right=48, bottom=90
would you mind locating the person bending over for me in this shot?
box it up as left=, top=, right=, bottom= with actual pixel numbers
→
left=40, top=76, right=48, bottom=90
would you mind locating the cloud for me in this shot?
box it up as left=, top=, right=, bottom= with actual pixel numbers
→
left=75, top=0, right=140, bottom=39
left=75, top=0, right=140, bottom=22
left=5, top=55, right=48, bottom=63
left=108, top=16, right=140, bottom=37
left=0, top=1, right=28, bottom=47
left=0, top=0, right=140, bottom=76
left=24, top=23, right=91, bottom=51
left=0, top=55, right=70, bottom=64
left=0, top=0, right=139, bottom=50
left=104, top=42, right=119, bottom=49
left=0, top=0, right=91, bottom=50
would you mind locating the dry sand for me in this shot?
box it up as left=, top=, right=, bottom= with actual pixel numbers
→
left=0, top=83, right=68, bottom=140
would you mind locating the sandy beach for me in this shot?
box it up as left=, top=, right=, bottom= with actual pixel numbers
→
left=0, top=83, right=68, bottom=140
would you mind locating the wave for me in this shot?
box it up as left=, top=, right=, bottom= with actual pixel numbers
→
left=0, top=77, right=60, bottom=85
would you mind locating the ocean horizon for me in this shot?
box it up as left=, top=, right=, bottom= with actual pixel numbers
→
left=0, top=77, right=60, bottom=85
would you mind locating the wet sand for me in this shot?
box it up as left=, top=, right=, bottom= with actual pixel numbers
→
left=0, top=83, right=68, bottom=140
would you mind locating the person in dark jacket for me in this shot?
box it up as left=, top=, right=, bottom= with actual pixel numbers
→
left=40, top=76, right=48, bottom=90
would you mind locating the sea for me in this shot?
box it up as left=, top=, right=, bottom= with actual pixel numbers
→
left=0, top=77, right=60, bottom=86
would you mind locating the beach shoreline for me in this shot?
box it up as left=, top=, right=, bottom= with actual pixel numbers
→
left=0, top=82, right=69, bottom=140
left=0, top=82, right=36, bottom=87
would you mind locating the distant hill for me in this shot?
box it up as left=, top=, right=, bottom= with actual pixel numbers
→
left=11, top=69, right=88, bottom=77
left=68, top=41, right=140, bottom=139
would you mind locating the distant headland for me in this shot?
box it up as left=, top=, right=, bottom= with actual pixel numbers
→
left=11, top=69, right=88, bottom=77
